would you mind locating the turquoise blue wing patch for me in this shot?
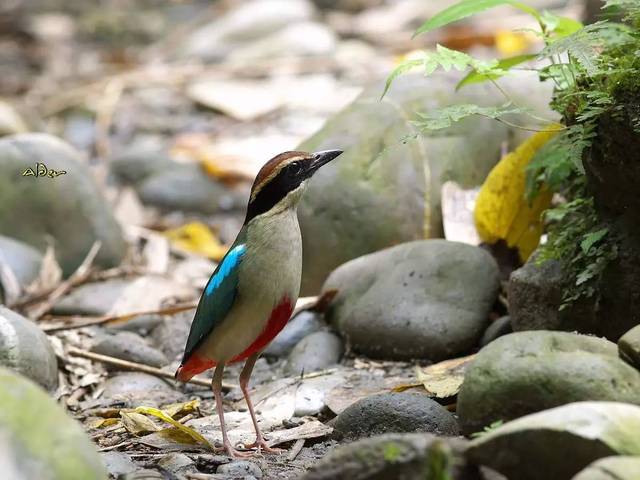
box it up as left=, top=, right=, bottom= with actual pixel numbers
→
left=181, top=239, right=247, bottom=364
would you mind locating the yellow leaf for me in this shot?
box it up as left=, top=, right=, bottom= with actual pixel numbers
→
left=474, top=126, right=561, bottom=262
left=163, top=222, right=228, bottom=261
left=161, top=399, right=200, bottom=420
left=135, top=406, right=214, bottom=449
left=120, top=411, right=160, bottom=436
left=86, top=417, right=119, bottom=429
left=156, top=427, right=199, bottom=445
left=415, top=354, right=476, bottom=399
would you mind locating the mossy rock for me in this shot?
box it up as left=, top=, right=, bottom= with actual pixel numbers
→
left=467, top=402, right=640, bottom=480
left=0, top=367, right=107, bottom=480
left=298, top=71, right=554, bottom=294
left=0, top=134, right=125, bottom=276
left=457, top=331, right=640, bottom=434
left=302, top=433, right=476, bottom=480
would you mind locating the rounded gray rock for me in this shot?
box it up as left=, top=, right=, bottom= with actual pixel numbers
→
left=0, top=235, right=42, bottom=288
left=263, top=311, right=324, bottom=358
left=323, top=240, right=500, bottom=361
left=110, top=148, right=176, bottom=185
left=137, top=164, right=243, bottom=214
left=91, top=331, right=169, bottom=369
left=618, top=324, right=640, bottom=370
left=150, top=311, right=192, bottom=361
left=333, top=392, right=459, bottom=440
left=479, top=316, right=512, bottom=347
left=102, top=372, right=175, bottom=399
left=0, top=133, right=125, bottom=276
left=457, top=331, right=640, bottom=434
left=52, top=279, right=130, bottom=316
left=285, top=331, right=344, bottom=376
left=217, top=460, right=262, bottom=479
left=0, top=306, right=58, bottom=391
left=157, top=452, right=197, bottom=477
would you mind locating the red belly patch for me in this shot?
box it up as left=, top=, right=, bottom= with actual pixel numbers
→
left=229, top=296, right=294, bottom=363
left=175, top=296, right=294, bottom=382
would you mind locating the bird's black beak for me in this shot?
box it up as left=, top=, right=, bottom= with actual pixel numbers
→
left=308, top=149, right=343, bottom=175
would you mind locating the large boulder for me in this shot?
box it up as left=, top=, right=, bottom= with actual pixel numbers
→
left=0, top=306, right=58, bottom=391
left=323, top=240, right=500, bottom=361
left=0, top=367, right=107, bottom=480
left=298, top=72, right=554, bottom=293
left=457, top=331, right=640, bottom=434
left=303, top=433, right=476, bottom=480
left=466, top=402, right=640, bottom=480
left=0, top=134, right=125, bottom=276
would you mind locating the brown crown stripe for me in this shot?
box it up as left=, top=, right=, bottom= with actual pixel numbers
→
left=250, top=151, right=310, bottom=201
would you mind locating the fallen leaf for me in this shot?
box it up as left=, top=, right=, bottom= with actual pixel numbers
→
left=120, top=411, right=160, bottom=436
left=86, top=417, right=120, bottom=429
left=267, top=420, right=333, bottom=447
left=187, top=79, right=283, bottom=121
left=415, top=354, right=476, bottom=400
left=136, top=406, right=214, bottom=449
left=108, top=276, right=196, bottom=316
left=161, top=399, right=200, bottom=420
left=163, top=222, right=228, bottom=261
left=474, top=126, right=561, bottom=262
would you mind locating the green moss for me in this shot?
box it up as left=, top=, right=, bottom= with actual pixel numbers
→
left=383, top=442, right=404, bottom=462
left=424, top=441, right=453, bottom=480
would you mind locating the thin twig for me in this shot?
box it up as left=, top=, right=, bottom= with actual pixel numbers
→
left=98, top=440, right=133, bottom=452
left=41, top=302, right=198, bottom=332
left=286, top=438, right=306, bottom=461
left=28, top=242, right=102, bottom=320
left=65, top=346, right=234, bottom=390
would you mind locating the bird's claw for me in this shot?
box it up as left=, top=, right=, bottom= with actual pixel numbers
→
left=221, top=442, right=255, bottom=458
left=243, top=438, right=283, bottom=455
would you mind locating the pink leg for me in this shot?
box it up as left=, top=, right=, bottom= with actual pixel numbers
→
left=212, top=363, right=251, bottom=458
left=240, top=353, right=283, bottom=454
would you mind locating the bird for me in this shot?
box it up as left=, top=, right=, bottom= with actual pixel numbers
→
left=175, top=149, right=343, bottom=458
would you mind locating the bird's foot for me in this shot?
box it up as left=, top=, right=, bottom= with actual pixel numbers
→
left=221, top=442, right=255, bottom=459
left=243, top=437, right=284, bottom=455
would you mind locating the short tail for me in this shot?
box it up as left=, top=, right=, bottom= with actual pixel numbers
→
left=174, top=354, right=216, bottom=382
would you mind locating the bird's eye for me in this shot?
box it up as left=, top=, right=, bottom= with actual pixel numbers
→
left=288, top=162, right=302, bottom=176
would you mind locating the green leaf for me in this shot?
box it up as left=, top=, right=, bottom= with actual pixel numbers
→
left=541, top=11, right=583, bottom=38
left=415, top=0, right=541, bottom=37
left=580, top=228, right=609, bottom=254
left=456, top=54, right=536, bottom=90
left=381, top=58, right=423, bottom=98
left=413, top=102, right=527, bottom=131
